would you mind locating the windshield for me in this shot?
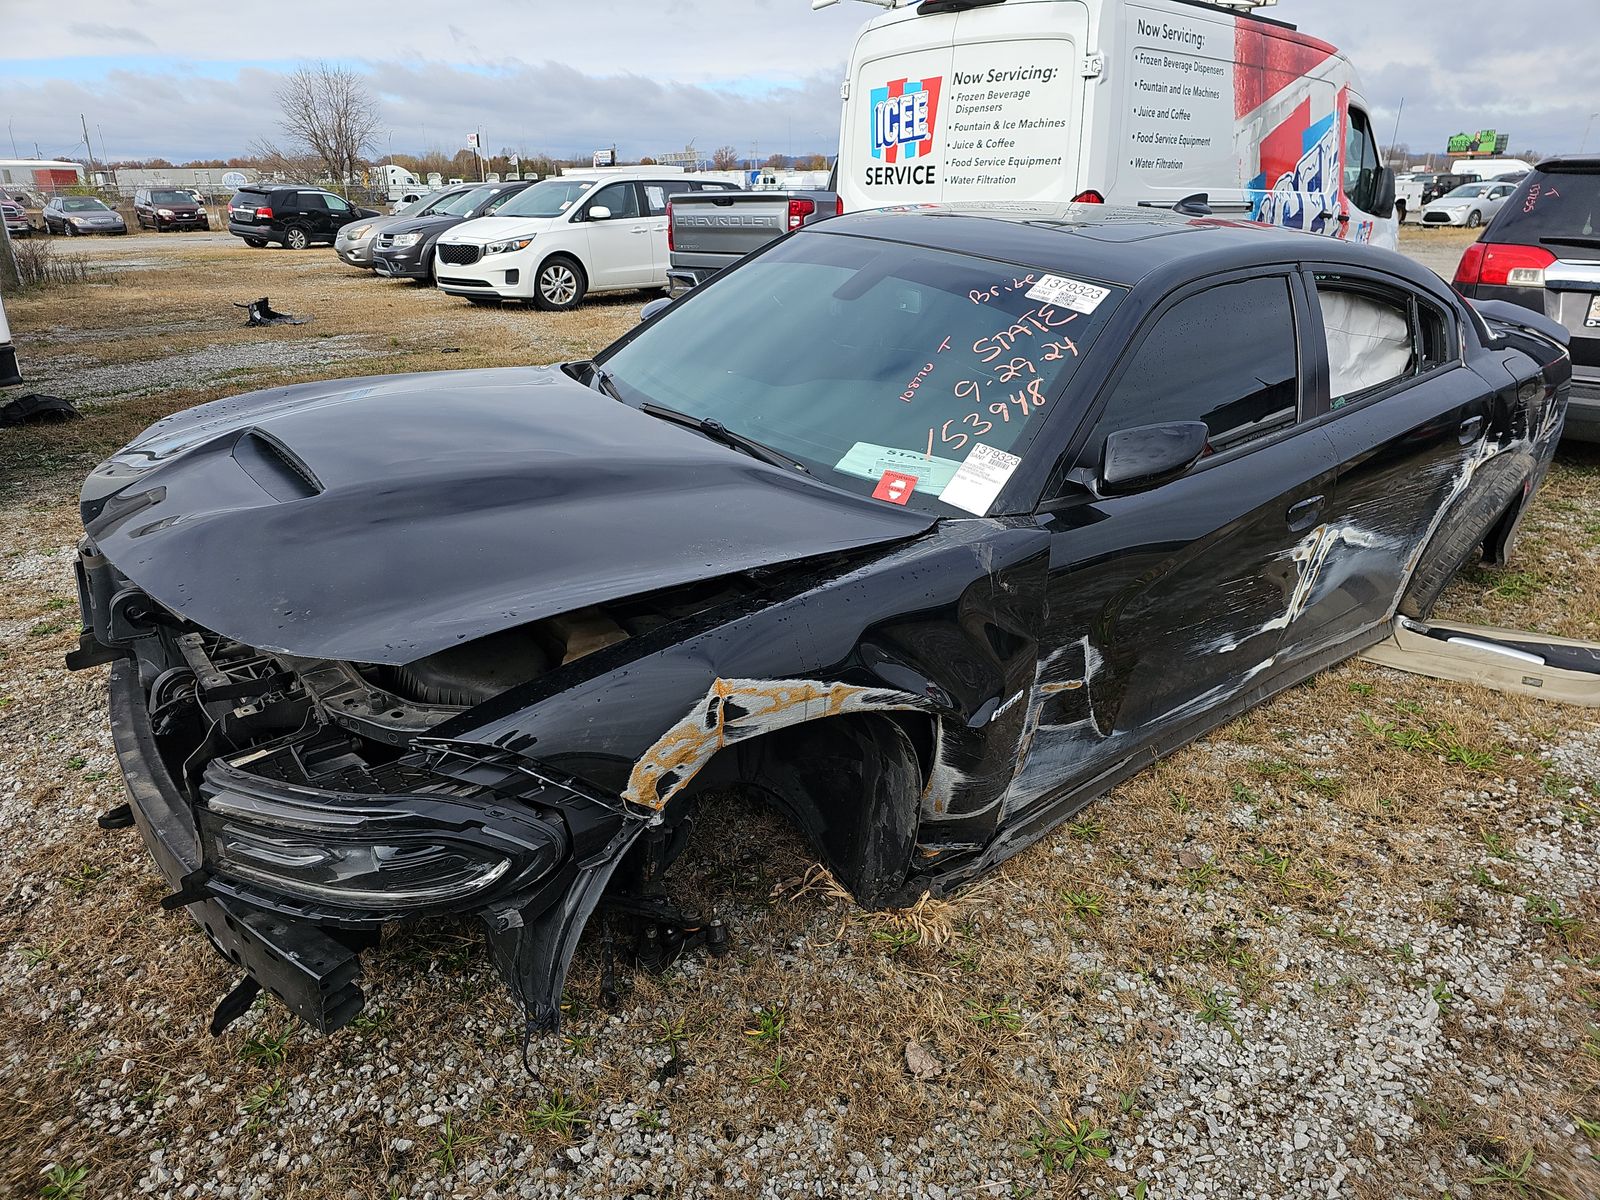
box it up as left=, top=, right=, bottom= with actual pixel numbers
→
left=598, top=232, right=1124, bottom=515
left=1443, top=184, right=1490, bottom=200
left=417, top=189, right=469, bottom=216
left=431, top=187, right=494, bottom=217
left=61, top=197, right=109, bottom=212
left=151, top=190, right=193, bottom=204
left=493, top=178, right=594, bottom=219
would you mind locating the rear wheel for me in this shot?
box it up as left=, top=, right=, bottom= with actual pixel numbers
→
left=284, top=225, right=311, bottom=250
left=1395, top=201, right=1407, bottom=224
left=533, top=255, right=586, bottom=311
left=1399, top=471, right=1525, bottom=620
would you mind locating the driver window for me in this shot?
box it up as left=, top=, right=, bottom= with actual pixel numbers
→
left=1089, top=276, right=1299, bottom=458
left=1343, top=108, right=1382, bottom=214
left=589, top=182, right=640, bottom=219
left=324, top=194, right=351, bottom=212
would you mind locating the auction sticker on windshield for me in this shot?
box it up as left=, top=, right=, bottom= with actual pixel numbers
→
left=940, top=443, right=1022, bottom=514
left=1026, top=274, right=1111, bottom=314
left=836, top=442, right=963, bottom=493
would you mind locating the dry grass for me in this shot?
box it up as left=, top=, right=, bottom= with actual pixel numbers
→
left=0, top=233, right=1597, bottom=1199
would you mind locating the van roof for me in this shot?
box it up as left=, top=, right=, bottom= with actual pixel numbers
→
left=816, top=202, right=1443, bottom=294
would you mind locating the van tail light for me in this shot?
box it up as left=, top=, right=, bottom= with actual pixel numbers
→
left=254, top=206, right=273, bottom=219
left=835, top=196, right=845, bottom=217
left=666, top=201, right=673, bottom=252
left=1071, top=189, right=1105, bottom=204
left=1455, top=242, right=1555, bottom=288
left=787, top=197, right=816, bottom=230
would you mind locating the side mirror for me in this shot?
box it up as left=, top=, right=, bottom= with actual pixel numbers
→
left=1100, top=421, right=1209, bottom=495
left=587, top=205, right=612, bottom=221
left=639, top=296, right=673, bottom=322
left=1372, top=168, right=1397, bottom=220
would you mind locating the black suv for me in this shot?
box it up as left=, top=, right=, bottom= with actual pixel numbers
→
left=227, top=185, right=380, bottom=250
left=1453, top=156, right=1600, bottom=442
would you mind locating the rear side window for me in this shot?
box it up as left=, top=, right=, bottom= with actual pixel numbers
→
left=1490, top=170, right=1600, bottom=242
left=1313, top=274, right=1453, bottom=410
left=643, top=184, right=668, bottom=216
left=1092, top=277, right=1299, bottom=453
left=298, top=193, right=328, bottom=211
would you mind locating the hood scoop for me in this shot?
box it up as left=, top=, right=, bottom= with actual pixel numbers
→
left=232, top=429, right=323, bottom=501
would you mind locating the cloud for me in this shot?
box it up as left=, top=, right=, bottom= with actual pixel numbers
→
left=66, top=22, right=157, bottom=48
left=3, top=0, right=1598, bottom=162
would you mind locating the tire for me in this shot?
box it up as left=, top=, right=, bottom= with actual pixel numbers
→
left=244, top=237, right=267, bottom=248
left=1398, top=467, right=1525, bottom=620
left=284, top=225, right=311, bottom=250
left=533, top=255, right=586, bottom=311
left=66, top=223, right=79, bottom=237
left=1466, top=210, right=1482, bottom=229
left=1395, top=202, right=1407, bottom=224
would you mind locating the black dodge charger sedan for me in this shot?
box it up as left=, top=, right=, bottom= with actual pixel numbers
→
left=69, top=204, right=1570, bottom=1037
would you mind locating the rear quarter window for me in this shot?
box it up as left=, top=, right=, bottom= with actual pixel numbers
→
left=1490, top=171, right=1600, bottom=241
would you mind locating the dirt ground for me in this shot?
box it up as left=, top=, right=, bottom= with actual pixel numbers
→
left=1, top=226, right=1597, bottom=1200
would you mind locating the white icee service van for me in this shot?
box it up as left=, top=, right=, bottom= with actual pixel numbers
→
left=832, top=0, right=1398, bottom=248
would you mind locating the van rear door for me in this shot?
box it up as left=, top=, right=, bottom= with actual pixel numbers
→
left=840, top=2, right=1088, bottom=211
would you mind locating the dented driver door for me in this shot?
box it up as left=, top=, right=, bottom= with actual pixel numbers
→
left=1006, top=272, right=1339, bottom=812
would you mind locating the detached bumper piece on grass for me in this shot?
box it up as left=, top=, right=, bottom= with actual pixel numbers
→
left=0, top=392, right=80, bottom=427
left=1362, top=617, right=1600, bottom=706
left=235, top=297, right=307, bottom=327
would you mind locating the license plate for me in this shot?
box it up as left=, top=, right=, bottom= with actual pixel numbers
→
left=1587, top=295, right=1600, bottom=329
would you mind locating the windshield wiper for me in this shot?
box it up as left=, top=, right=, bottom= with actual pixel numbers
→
left=638, top=402, right=809, bottom=474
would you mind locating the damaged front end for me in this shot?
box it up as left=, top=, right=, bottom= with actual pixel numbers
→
left=71, top=542, right=719, bottom=1036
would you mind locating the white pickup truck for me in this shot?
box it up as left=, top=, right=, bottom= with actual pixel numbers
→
left=666, top=186, right=841, bottom=293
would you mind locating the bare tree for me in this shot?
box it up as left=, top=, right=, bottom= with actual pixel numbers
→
left=272, top=62, right=383, bottom=195
left=711, top=144, right=741, bottom=171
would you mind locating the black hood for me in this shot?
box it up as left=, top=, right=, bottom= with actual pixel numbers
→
left=81, top=366, right=934, bottom=664
left=385, top=213, right=469, bottom=237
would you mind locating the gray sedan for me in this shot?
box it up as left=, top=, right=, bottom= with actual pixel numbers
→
left=1420, top=181, right=1516, bottom=229
left=43, top=195, right=127, bottom=236
left=335, top=189, right=463, bottom=268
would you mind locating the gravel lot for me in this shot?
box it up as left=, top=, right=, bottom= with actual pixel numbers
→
left=1, top=227, right=1597, bottom=1200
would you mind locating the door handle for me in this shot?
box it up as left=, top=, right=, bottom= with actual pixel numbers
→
left=1459, top=414, right=1484, bottom=444
left=1286, top=495, right=1324, bottom=533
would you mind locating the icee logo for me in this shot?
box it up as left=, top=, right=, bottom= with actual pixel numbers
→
left=870, top=76, right=943, bottom=162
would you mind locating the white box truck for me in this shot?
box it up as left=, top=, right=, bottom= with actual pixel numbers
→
left=830, top=0, right=1398, bottom=248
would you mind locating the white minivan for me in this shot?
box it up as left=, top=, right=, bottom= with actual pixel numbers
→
left=434, top=169, right=741, bottom=310
left=831, top=0, right=1398, bottom=248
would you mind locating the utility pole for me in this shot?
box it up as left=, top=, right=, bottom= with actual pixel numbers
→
left=7, top=119, right=16, bottom=158
left=478, top=127, right=486, bottom=181
left=81, top=113, right=96, bottom=185
left=1387, top=97, right=1404, bottom=166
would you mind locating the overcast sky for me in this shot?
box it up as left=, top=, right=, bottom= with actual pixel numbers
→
left=2, top=0, right=1596, bottom=165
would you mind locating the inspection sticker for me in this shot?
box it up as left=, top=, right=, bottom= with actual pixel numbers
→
left=871, top=470, right=918, bottom=505
left=1025, top=274, right=1110, bottom=314
left=939, top=444, right=1022, bottom=515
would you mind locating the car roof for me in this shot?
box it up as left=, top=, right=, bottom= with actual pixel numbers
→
left=816, top=203, right=1446, bottom=294
left=1533, top=155, right=1600, bottom=174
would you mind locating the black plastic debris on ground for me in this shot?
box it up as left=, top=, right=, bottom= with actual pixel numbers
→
left=235, top=297, right=307, bottom=326
left=0, top=393, right=81, bottom=427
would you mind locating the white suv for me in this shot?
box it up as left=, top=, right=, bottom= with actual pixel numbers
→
left=434, top=170, right=740, bottom=310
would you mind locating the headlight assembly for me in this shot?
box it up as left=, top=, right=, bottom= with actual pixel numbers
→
left=485, top=236, right=534, bottom=255
left=390, top=232, right=423, bottom=248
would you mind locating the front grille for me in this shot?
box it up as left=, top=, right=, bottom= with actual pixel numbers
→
left=1422, top=213, right=1450, bottom=224
left=437, top=243, right=482, bottom=266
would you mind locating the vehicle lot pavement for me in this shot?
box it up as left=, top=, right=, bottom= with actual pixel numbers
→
left=1, top=228, right=1596, bottom=1200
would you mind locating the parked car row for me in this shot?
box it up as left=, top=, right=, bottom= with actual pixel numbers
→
left=229, top=170, right=757, bottom=310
